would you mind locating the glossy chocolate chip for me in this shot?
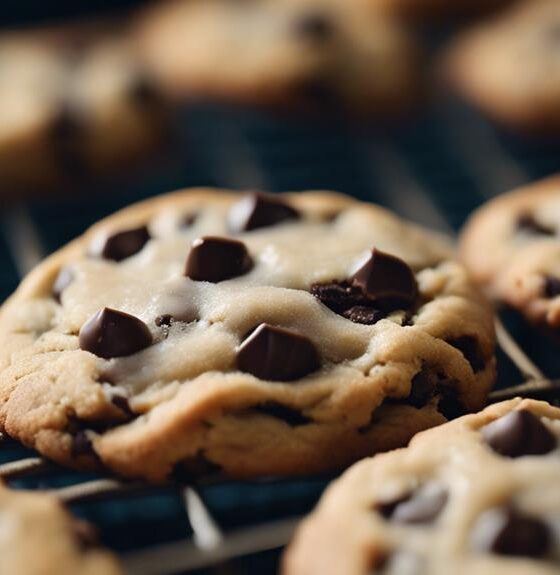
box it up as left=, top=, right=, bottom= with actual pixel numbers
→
left=91, top=225, right=151, bottom=262
left=310, top=280, right=366, bottom=313
left=52, top=267, right=74, bottom=301
left=342, top=305, right=384, bottom=325
left=79, top=308, right=152, bottom=359
left=351, top=249, right=418, bottom=309
left=472, top=508, right=551, bottom=558
left=228, top=192, right=299, bottom=232
left=481, top=409, right=556, bottom=458
left=185, top=236, right=252, bottom=282
left=544, top=275, right=560, bottom=298
left=516, top=213, right=555, bottom=236
left=237, top=323, right=320, bottom=382
left=447, top=336, right=485, bottom=373
left=388, top=484, right=448, bottom=524
left=294, top=13, right=335, bottom=42
left=254, top=402, right=312, bottom=426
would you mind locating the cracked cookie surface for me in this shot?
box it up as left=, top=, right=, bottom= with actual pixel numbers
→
left=283, top=398, right=560, bottom=575
left=460, top=175, right=560, bottom=331
left=0, top=484, right=122, bottom=575
left=0, top=189, right=495, bottom=482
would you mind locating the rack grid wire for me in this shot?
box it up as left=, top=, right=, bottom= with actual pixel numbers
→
left=1, top=98, right=560, bottom=575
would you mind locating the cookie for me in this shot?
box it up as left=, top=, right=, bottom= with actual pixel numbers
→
left=0, top=23, right=166, bottom=192
left=443, top=0, right=560, bottom=133
left=0, top=483, right=122, bottom=574
left=0, top=189, right=495, bottom=482
left=460, top=175, right=560, bottom=331
left=133, top=0, right=421, bottom=115
left=283, top=398, right=560, bottom=575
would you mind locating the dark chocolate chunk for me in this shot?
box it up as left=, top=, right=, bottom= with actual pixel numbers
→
left=342, top=305, right=385, bottom=325
left=155, top=314, right=174, bottom=327
left=481, top=409, right=556, bottom=458
left=254, top=402, right=312, bottom=426
left=516, top=213, right=555, bottom=236
left=351, top=248, right=418, bottom=308
left=52, top=267, right=74, bottom=301
left=293, top=13, right=335, bottom=42
left=79, top=307, right=152, bottom=359
left=472, top=508, right=551, bottom=558
left=310, top=280, right=366, bottom=314
left=447, top=336, right=485, bottom=373
left=185, top=236, right=253, bottom=282
left=544, top=275, right=560, bottom=298
left=407, top=370, right=435, bottom=409
left=437, top=386, right=465, bottom=420
left=237, top=323, right=320, bottom=382
left=71, top=431, right=94, bottom=457
left=228, top=192, right=299, bottom=232
left=91, top=225, right=151, bottom=262
left=388, top=484, right=448, bottom=525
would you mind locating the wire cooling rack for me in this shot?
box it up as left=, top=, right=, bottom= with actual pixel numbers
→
left=1, top=98, right=560, bottom=574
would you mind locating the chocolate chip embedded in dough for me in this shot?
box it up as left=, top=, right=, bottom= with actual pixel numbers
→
left=472, top=508, right=551, bottom=558
left=342, top=305, right=385, bottom=325
left=447, top=336, right=485, bottom=373
left=79, top=308, right=152, bottom=359
left=228, top=192, right=299, bottom=232
left=543, top=275, right=560, bottom=298
left=185, top=236, right=253, bottom=282
left=52, top=267, right=75, bottom=301
left=516, top=213, right=555, bottom=236
left=481, top=409, right=556, bottom=458
left=237, top=323, right=320, bottom=382
left=71, top=431, right=95, bottom=457
left=310, top=280, right=366, bottom=314
left=91, top=225, right=151, bottom=262
left=351, top=248, right=418, bottom=309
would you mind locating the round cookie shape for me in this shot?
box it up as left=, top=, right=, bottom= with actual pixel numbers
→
left=0, top=188, right=495, bottom=482
left=443, top=0, right=560, bottom=133
left=0, top=23, right=166, bottom=193
left=459, top=175, right=560, bottom=330
left=0, top=484, right=122, bottom=575
left=133, top=0, right=422, bottom=116
left=283, top=398, right=560, bottom=575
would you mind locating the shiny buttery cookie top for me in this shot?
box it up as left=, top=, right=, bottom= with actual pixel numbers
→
left=284, top=398, right=560, bottom=575
left=0, top=189, right=495, bottom=481
left=0, top=484, right=122, bottom=575
left=460, top=175, right=560, bottom=329
left=134, top=0, right=420, bottom=114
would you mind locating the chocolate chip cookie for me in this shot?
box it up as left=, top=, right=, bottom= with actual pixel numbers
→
left=133, top=0, right=421, bottom=115
left=0, top=189, right=495, bottom=482
left=283, top=398, right=560, bottom=575
left=460, top=175, right=560, bottom=331
left=0, top=23, right=166, bottom=192
left=443, top=0, right=560, bottom=133
left=0, top=484, right=122, bottom=574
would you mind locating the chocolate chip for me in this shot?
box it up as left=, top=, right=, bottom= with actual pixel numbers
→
left=254, top=402, right=312, bottom=426
left=351, top=249, right=418, bottom=309
left=481, top=409, right=556, bottom=458
left=52, top=267, right=74, bottom=301
left=111, top=395, right=133, bottom=417
left=407, top=370, right=434, bottom=408
left=342, top=306, right=385, bottom=325
left=437, top=387, right=465, bottom=420
left=516, top=213, right=555, bottom=236
left=293, top=13, right=335, bottom=42
left=472, top=508, right=551, bottom=558
left=79, top=308, right=152, bottom=359
left=544, top=275, right=560, bottom=298
left=310, top=280, right=366, bottom=314
left=228, top=192, right=299, bottom=232
left=447, top=336, right=485, bottom=373
left=185, top=236, right=253, bottom=282
left=237, top=323, right=320, bottom=381
left=155, top=314, right=174, bottom=327
left=71, top=431, right=94, bottom=457
left=385, top=484, right=448, bottom=525
left=91, top=225, right=151, bottom=262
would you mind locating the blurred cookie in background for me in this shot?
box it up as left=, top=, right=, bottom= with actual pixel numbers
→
left=0, top=22, right=168, bottom=197
left=133, top=0, right=423, bottom=117
left=442, top=0, right=560, bottom=134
